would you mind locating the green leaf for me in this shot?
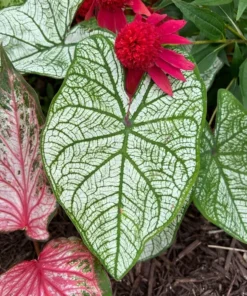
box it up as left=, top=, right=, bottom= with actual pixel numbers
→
left=231, top=43, right=244, bottom=77
left=42, top=33, right=206, bottom=279
left=192, top=44, right=225, bottom=73
left=0, top=0, right=25, bottom=9
left=239, top=58, right=247, bottom=109
left=212, top=3, right=234, bottom=21
left=237, top=0, right=247, bottom=20
left=0, top=0, right=100, bottom=78
left=193, top=89, right=247, bottom=243
left=173, top=0, right=225, bottom=40
left=193, top=0, right=232, bottom=5
left=190, top=44, right=224, bottom=89
left=212, top=5, right=246, bottom=40
left=228, top=78, right=242, bottom=103
left=139, top=196, right=190, bottom=261
left=154, top=0, right=173, bottom=9
left=94, top=260, right=112, bottom=296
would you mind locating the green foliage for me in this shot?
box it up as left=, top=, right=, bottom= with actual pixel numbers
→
left=231, top=43, right=244, bottom=76
left=237, top=0, right=247, bottom=20
left=193, top=0, right=233, bottom=5
left=0, top=0, right=25, bottom=9
left=239, top=59, right=247, bottom=109
left=173, top=0, right=225, bottom=40
left=191, top=44, right=225, bottom=72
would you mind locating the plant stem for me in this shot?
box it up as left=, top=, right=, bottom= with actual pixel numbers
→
left=191, top=39, right=247, bottom=45
left=164, top=39, right=247, bottom=47
left=209, top=107, right=217, bottom=127
left=33, top=240, right=40, bottom=257
left=225, top=24, right=246, bottom=41
left=209, top=78, right=236, bottom=127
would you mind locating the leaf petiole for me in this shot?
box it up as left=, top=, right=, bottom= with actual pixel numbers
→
left=33, top=241, right=40, bottom=257
left=209, top=78, right=236, bottom=126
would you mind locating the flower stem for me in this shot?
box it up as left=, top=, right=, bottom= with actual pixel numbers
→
left=209, top=78, right=236, bottom=127
left=33, top=240, right=40, bottom=257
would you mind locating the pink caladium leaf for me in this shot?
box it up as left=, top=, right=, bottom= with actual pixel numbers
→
left=0, top=237, right=111, bottom=296
left=0, top=46, right=56, bottom=240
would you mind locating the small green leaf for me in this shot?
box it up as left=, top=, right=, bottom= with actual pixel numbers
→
left=42, top=32, right=206, bottom=280
left=193, top=0, right=232, bottom=5
left=239, top=58, right=247, bottom=109
left=212, top=3, right=234, bottom=21
left=191, top=44, right=224, bottom=89
left=237, top=0, right=247, bottom=20
left=192, top=44, right=225, bottom=73
left=231, top=43, right=244, bottom=77
left=0, top=0, right=25, bottom=9
left=228, top=79, right=242, bottom=103
left=173, top=0, right=225, bottom=40
left=139, top=196, right=190, bottom=261
left=193, top=89, right=247, bottom=243
left=0, top=0, right=101, bottom=78
left=154, top=0, right=173, bottom=9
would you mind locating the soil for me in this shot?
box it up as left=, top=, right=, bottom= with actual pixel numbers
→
left=1, top=205, right=247, bottom=296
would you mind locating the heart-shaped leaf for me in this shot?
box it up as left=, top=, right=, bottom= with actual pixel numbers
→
left=0, top=237, right=111, bottom=296
left=0, top=0, right=99, bottom=78
left=42, top=33, right=206, bottom=279
left=192, top=89, right=247, bottom=242
left=0, top=46, right=56, bottom=240
left=139, top=196, right=190, bottom=261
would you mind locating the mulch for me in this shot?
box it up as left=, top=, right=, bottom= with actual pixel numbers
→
left=1, top=205, right=247, bottom=296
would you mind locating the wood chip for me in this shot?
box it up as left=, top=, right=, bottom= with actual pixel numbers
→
left=175, top=240, right=201, bottom=262
left=225, top=239, right=236, bottom=271
left=148, top=260, right=156, bottom=296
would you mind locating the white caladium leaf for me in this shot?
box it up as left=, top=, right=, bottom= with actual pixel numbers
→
left=0, top=0, right=100, bottom=78
left=201, top=57, right=223, bottom=90
left=42, top=33, right=206, bottom=279
left=193, top=89, right=247, bottom=242
left=139, top=195, right=190, bottom=261
left=0, top=46, right=56, bottom=240
left=0, top=237, right=111, bottom=296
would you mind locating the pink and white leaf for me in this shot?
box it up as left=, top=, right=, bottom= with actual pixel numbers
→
left=0, top=46, right=56, bottom=240
left=0, top=237, right=108, bottom=296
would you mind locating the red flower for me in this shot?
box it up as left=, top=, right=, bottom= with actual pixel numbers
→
left=80, top=0, right=150, bottom=32
left=115, top=14, right=195, bottom=96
